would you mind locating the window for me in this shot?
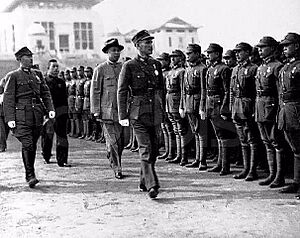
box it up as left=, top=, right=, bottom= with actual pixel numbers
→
left=169, top=37, right=172, bottom=47
left=73, top=22, right=94, bottom=50
left=166, top=29, right=172, bottom=33
left=38, top=22, right=55, bottom=50
left=191, top=37, right=194, bottom=43
left=177, top=29, right=184, bottom=33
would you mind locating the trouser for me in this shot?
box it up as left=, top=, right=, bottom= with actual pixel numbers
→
left=41, top=114, right=69, bottom=165
left=0, top=116, right=9, bottom=150
left=131, top=115, right=160, bottom=191
left=102, top=121, right=124, bottom=174
left=13, top=123, right=42, bottom=181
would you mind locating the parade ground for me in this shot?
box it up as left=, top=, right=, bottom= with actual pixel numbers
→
left=1, top=134, right=300, bottom=238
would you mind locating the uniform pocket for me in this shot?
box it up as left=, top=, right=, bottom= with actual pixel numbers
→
left=15, top=105, right=25, bottom=123
left=264, top=98, right=277, bottom=121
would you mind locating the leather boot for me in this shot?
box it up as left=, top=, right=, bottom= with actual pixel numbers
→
left=168, top=135, right=182, bottom=164
left=165, top=131, right=176, bottom=161
left=199, top=134, right=207, bottom=171
left=186, top=134, right=200, bottom=168
left=157, top=126, right=169, bottom=160
left=85, top=120, right=91, bottom=140
left=233, top=146, right=250, bottom=179
left=220, top=140, right=231, bottom=176
left=79, top=120, right=87, bottom=139
left=245, top=144, right=258, bottom=181
left=69, top=119, right=75, bottom=137
left=179, top=135, right=188, bottom=166
left=259, top=148, right=276, bottom=186
left=270, top=149, right=285, bottom=188
left=22, top=149, right=39, bottom=188
left=208, top=139, right=222, bottom=172
left=280, top=154, right=300, bottom=193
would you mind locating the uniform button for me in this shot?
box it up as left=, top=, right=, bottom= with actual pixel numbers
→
left=149, top=99, right=152, bottom=102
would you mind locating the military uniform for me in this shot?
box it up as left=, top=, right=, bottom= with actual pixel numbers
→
left=75, top=66, right=86, bottom=138
left=277, top=33, right=300, bottom=194
left=230, top=43, right=260, bottom=181
left=255, top=36, right=285, bottom=187
left=41, top=73, right=69, bottom=166
left=181, top=44, right=208, bottom=170
left=3, top=47, right=54, bottom=186
left=0, top=78, right=9, bottom=152
left=118, top=47, right=164, bottom=192
left=206, top=44, right=237, bottom=175
left=82, top=68, right=92, bottom=140
left=67, top=68, right=77, bottom=137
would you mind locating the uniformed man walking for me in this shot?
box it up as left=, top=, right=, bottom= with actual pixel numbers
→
left=255, top=36, right=285, bottom=188
left=41, top=59, right=70, bottom=167
left=277, top=33, right=300, bottom=197
left=91, top=38, right=125, bottom=179
left=3, top=47, right=55, bottom=188
left=118, top=30, right=164, bottom=198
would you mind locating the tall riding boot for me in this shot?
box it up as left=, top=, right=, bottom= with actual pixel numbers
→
left=180, top=135, right=188, bottom=166
left=165, top=131, right=176, bottom=161
left=168, top=135, right=182, bottom=163
left=186, top=134, right=200, bottom=168
left=280, top=154, right=300, bottom=193
left=234, top=146, right=250, bottom=179
left=208, top=139, right=222, bottom=172
left=85, top=119, right=91, bottom=140
left=245, top=144, right=258, bottom=181
left=259, top=148, right=276, bottom=185
left=270, top=149, right=285, bottom=188
left=74, top=119, right=81, bottom=138
left=220, top=140, right=231, bottom=176
left=199, top=135, right=208, bottom=171
left=22, top=149, right=39, bottom=188
left=79, top=120, right=87, bottom=139
left=157, top=126, right=169, bottom=159
left=69, top=119, right=75, bottom=137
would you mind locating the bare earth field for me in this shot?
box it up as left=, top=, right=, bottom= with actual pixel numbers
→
left=0, top=134, right=300, bottom=238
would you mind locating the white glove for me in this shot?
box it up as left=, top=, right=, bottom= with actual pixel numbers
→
left=179, top=109, right=185, bottom=118
left=8, top=121, right=16, bottom=128
left=49, top=111, right=55, bottom=119
left=199, top=110, right=206, bottom=120
left=119, top=119, right=129, bottom=127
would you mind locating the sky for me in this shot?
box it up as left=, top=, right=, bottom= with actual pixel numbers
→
left=94, top=0, right=300, bottom=50
left=1, top=0, right=300, bottom=51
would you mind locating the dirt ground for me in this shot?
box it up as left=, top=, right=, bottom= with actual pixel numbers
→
left=0, top=134, right=300, bottom=238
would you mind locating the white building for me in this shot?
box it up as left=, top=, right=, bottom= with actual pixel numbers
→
left=0, top=0, right=104, bottom=60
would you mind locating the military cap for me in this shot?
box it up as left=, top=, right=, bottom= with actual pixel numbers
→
left=77, top=65, right=84, bottom=71
left=206, top=43, right=223, bottom=53
left=102, top=38, right=124, bottom=53
left=85, top=66, right=93, bottom=72
left=186, top=44, right=202, bottom=54
left=65, top=69, right=70, bottom=73
left=256, top=36, right=278, bottom=47
left=280, top=32, right=300, bottom=45
left=15, top=46, right=33, bottom=60
left=132, top=30, right=154, bottom=45
left=70, top=67, right=77, bottom=72
left=223, top=50, right=236, bottom=59
left=233, top=42, right=252, bottom=52
left=169, top=49, right=185, bottom=59
left=156, top=52, right=170, bottom=61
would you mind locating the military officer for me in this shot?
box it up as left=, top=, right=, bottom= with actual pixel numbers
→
left=223, top=50, right=237, bottom=70
left=206, top=43, right=237, bottom=175
left=41, top=59, right=70, bottom=166
left=118, top=30, right=164, bottom=199
left=181, top=44, right=208, bottom=170
left=82, top=66, right=93, bottom=140
left=255, top=36, right=285, bottom=187
left=277, top=33, right=300, bottom=196
left=156, top=52, right=176, bottom=160
left=3, top=47, right=55, bottom=188
left=91, top=38, right=125, bottom=179
left=67, top=67, right=77, bottom=137
left=0, top=77, right=9, bottom=152
left=166, top=49, right=189, bottom=166
left=230, top=42, right=260, bottom=181
left=76, top=65, right=86, bottom=138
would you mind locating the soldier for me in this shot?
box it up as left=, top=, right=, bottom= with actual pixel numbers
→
left=255, top=36, right=285, bottom=188
left=181, top=44, right=208, bottom=170
left=230, top=42, right=260, bottom=181
left=91, top=38, right=125, bottom=179
left=82, top=66, right=93, bottom=140
left=118, top=30, right=164, bottom=199
left=223, top=50, right=237, bottom=70
left=206, top=43, right=237, bottom=175
left=166, top=49, right=189, bottom=166
left=277, top=33, right=300, bottom=196
left=76, top=65, right=86, bottom=139
left=0, top=78, right=9, bottom=152
left=41, top=59, right=70, bottom=166
left=156, top=52, right=176, bottom=160
left=67, top=67, right=77, bottom=137
left=3, top=47, right=55, bottom=188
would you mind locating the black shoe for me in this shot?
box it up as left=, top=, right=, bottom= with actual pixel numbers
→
left=185, top=160, right=199, bottom=168
left=139, top=184, right=147, bottom=192
left=199, top=163, right=208, bottom=171
left=28, top=178, right=39, bottom=188
left=58, top=163, right=72, bottom=167
left=279, top=183, right=299, bottom=194
left=148, top=187, right=159, bottom=199
left=115, top=172, right=123, bottom=179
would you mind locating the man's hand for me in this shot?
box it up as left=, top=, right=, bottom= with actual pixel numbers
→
left=221, top=115, right=228, bottom=121
left=119, top=119, right=129, bottom=127
left=49, top=111, right=55, bottom=119
left=179, top=109, right=185, bottom=118
left=8, top=121, right=16, bottom=128
left=199, top=110, right=206, bottom=120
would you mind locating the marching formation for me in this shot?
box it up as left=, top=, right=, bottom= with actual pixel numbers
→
left=0, top=30, right=299, bottom=200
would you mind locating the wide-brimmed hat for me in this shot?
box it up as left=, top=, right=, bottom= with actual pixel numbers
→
left=102, top=38, right=124, bottom=53
left=15, top=46, right=33, bottom=60
left=132, top=30, right=154, bottom=45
